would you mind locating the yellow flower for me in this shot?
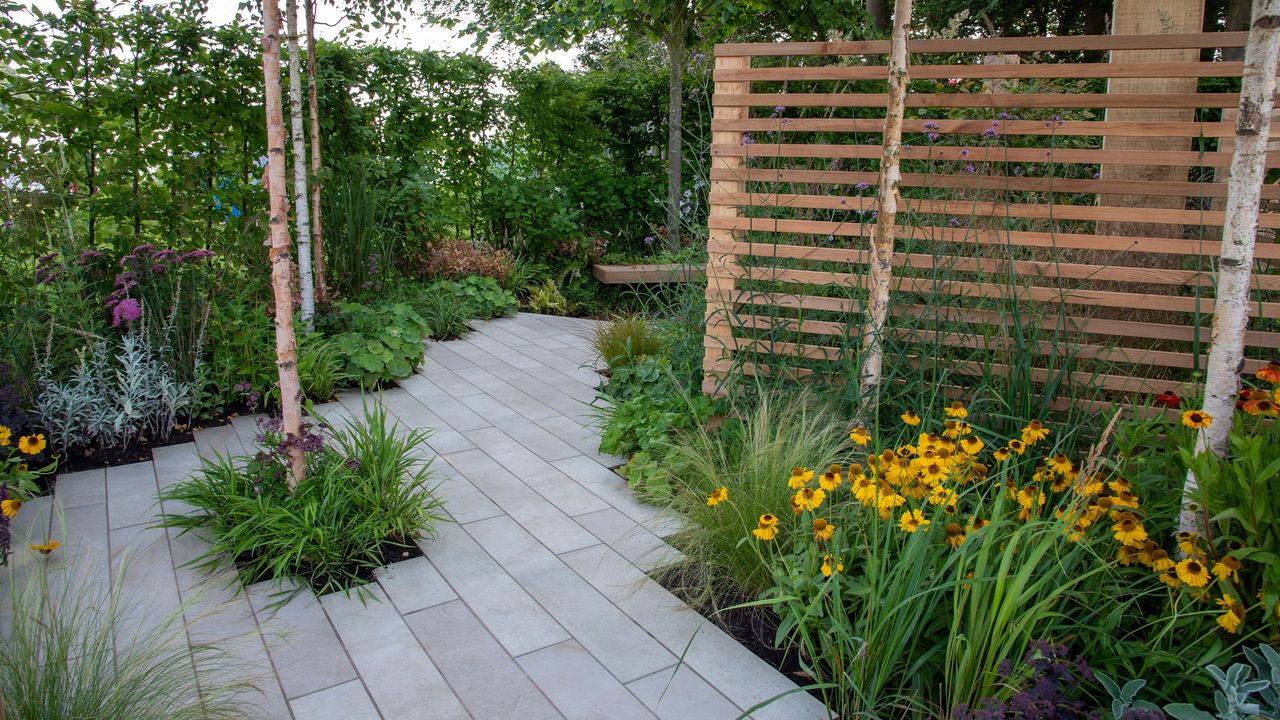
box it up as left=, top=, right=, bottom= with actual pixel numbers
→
left=945, top=402, right=968, bottom=419
left=1045, top=454, right=1073, bottom=475
left=793, top=486, right=826, bottom=512
left=966, top=516, right=989, bottom=535
left=846, top=463, right=864, bottom=484
left=1175, top=531, right=1199, bottom=557
left=787, top=467, right=814, bottom=489
left=0, top=424, right=10, bottom=446
left=943, top=522, right=966, bottom=549
left=1, top=498, right=20, bottom=519
left=706, top=486, right=729, bottom=506
left=1176, top=558, right=1211, bottom=588
left=1215, top=596, right=1245, bottom=634
left=812, top=517, right=835, bottom=541
left=1078, top=474, right=1104, bottom=496
left=1008, top=439, right=1026, bottom=455
left=1021, top=421, right=1049, bottom=445
left=993, top=447, right=1010, bottom=463
left=1149, top=549, right=1175, bottom=572
left=752, top=514, right=779, bottom=541
left=849, top=427, right=871, bottom=446
left=1212, top=556, right=1241, bottom=583
left=821, top=554, right=844, bottom=577
left=1181, top=410, right=1212, bottom=429
left=928, top=485, right=957, bottom=507
left=819, top=470, right=841, bottom=491
left=1158, top=572, right=1181, bottom=588
left=959, top=436, right=984, bottom=455
left=1116, top=545, right=1139, bottom=566
left=1112, top=516, right=1148, bottom=547
left=852, top=475, right=879, bottom=504
left=898, top=508, right=929, bottom=533
left=1257, top=360, right=1280, bottom=385
left=30, top=540, right=60, bottom=555
left=901, top=410, right=921, bottom=426
left=17, top=434, right=46, bottom=456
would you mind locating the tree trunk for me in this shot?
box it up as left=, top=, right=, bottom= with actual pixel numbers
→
left=286, top=0, right=316, bottom=327
left=1180, top=0, right=1280, bottom=535
left=263, top=0, right=308, bottom=486
left=868, top=0, right=889, bottom=32
left=857, top=0, right=912, bottom=417
left=305, top=0, right=327, bottom=304
left=664, top=4, right=686, bottom=253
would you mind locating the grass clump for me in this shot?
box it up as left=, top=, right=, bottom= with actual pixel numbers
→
left=160, top=402, right=444, bottom=598
left=593, top=314, right=663, bottom=370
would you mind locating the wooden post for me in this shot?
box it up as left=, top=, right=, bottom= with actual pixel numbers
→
left=857, top=0, right=911, bottom=415
left=1098, top=0, right=1205, bottom=239
left=1181, top=0, right=1280, bottom=535
left=702, top=52, right=750, bottom=396
left=263, top=0, right=308, bottom=486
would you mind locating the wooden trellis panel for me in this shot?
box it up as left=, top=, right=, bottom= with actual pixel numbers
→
left=701, top=32, right=1280, bottom=401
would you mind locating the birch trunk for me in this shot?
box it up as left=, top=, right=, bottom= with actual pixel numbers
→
left=664, top=1, right=687, bottom=252
left=263, top=0, right=308, bottom=486
left=286, top=0, right=315, bottom=327
left=1179, top=0, right=1280, bottom=535
left=857, top=0, right=911, bottom=417
left=305, top=0, right=327, bottom=303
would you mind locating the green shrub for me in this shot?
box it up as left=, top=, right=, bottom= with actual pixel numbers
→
left=1, top=554, right=255, bottom=719
left=413, top=289, right=474, bottom=340
left=592, top=314, right=662, bottom=370
left=160, top=403, right=445, bottom=598
left=524, top=279, right=571, bottom=316
left=327, top=301, right=429, bottom=387
left=436, top=275, right=516, bottom=319
left=595, top=355, right=714, bottom=459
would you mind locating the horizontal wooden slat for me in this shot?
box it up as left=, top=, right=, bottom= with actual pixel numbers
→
left=715, top=118, right=1272, bottom=139
left=709, top=190, right=1280, bottom=228
left=714, top=93, right=1243, bottom=108
left=709, top=238, right=1280, bottom=291
left=591, top=263, right=704, bottom=284
left=715, top=33, right=1247, bottom=57
left=707, top=215, right=1280, bottom=261
left=712, top=142, right=1279, bottom=168
left=710, top=166, right=1280, bottom=201
left=715, top=61, right=1250, bottom=82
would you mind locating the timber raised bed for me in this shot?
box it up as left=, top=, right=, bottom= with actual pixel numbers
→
left=591, top=263, right=705, bottom=284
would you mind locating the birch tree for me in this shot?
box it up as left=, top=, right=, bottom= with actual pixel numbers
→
left=1180, top=0, right=1280, bottom=535
left=263, top=0, right=308, bottom=485
left=286, top=0, right=316, bottom=326
left=857, top=0, right=911, bottom=416
left=305, top=0, right=327, bottom=303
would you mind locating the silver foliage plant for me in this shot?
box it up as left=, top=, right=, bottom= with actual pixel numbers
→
left=36, top=332, right=195, bottom=452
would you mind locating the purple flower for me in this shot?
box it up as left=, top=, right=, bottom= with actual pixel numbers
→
left=982, top=128, right=998, bottom=138
left=740, top=133, right=755, bottom=146
left=1093, top=171, right=1101, bottom=179
left=181, top=249, right=215, bottom=263
left=643, top=236, right=655, bottom=246
left=2, top=220, right=11, bottom=230
left=947, top=217, right=961, bottom=227
left=923, top=121, right=940, bottom=130
left=926, top=132, right=939, bottom=141
left=1013, top=165, right=1024, bottom=176
left=855, top=182, right=870, bottom=190
left=964, top=164, right=976, bottom=174
left=959, top=148, right=970, bottom=157
left=234, top=382, right=252, bottom=393
left=112, top=297, right=142, bottom=326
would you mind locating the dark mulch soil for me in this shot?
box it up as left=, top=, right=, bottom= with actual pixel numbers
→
left=234, top=535, right=426, bottom=596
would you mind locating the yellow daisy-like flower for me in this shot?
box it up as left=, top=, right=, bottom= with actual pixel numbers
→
left=1112, top=516, right=1148, bottom=547
left=945, top=402, right=968, bottom=419
left=1215, top=596, right=1245, bottom=634
left=1175, top=531, right=1199, bottom=557
left=1212, top=556, right=1241, bottom=583
left=943, top=522, right=966, bottom=549
left=965, top=516, right=989, bottom=535
left=17, top=433, right=46, bottom=456
left=818, top=470, right=841, bottom=492
left=1181, top=410, right=1212, bottom=429
left=1078, top=474, right=1104, bottom=496
left=993, top=447, right=1010, bottom=463
left=812, top=517, right=835, bottom=541
left=1045, top=454, right=1073, bottom=475
left=1149, top=549, right=1175, bottom=572
left=849, top=427, right=871, bottom=446
left=30, top=540, right=60, bottom=555
left=821, top=554, right=844, bottom=577
left=793, top=486, right=826, bottom=512
left=752, top=514, right=779, bottom=541
left=0, top=424, right=10, bottom=446
left=1, top=498, right=20, bottom=519
left=920, top=461, right=948, bottom=485
left=1175, top=558, right=1211, bottom=588
left=706, top=486, right=729, bottom=506
left=1021, top=421, right=1049, bottom=445
left=845, top=463, right=864, bottom=484
left=1257, top=360, right=1280, bottom=385
left=1116, top=545, right=1139, bottom=566
left=900, top=410, right=921, bottom=426
left=898, top=508, right=929, bottom=533
left=787, top=467, right=814, bottom=489
left=852, top=475, right=878, bottom=504
left=928, top=485, right=957, bottom=507
left=1007, top=439, right=1026, bottom=455
left=959, top=436, right=984, bottom=455
left=1158, top=572, right=1182, bottom=588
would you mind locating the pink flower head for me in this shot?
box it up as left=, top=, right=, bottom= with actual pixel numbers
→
left=112, top=298, right=142, bottom=326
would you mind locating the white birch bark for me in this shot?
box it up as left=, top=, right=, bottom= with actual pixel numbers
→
left=286, top=0, right=315, bottom=327
left=263, top=0, right=308, bottom=485
left=857, top=0, right=912, bottom=418
left=1179, top=0, right=1280, bottom=535
left=305, top=0, right=326, bottom=303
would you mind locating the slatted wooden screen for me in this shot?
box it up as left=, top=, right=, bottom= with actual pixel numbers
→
left=701, top=32, right=1280, bottom=408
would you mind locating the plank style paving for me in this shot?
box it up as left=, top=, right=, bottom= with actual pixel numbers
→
left=14, top=313, right=827, bottom=720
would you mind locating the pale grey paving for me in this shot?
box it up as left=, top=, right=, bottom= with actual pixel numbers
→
left=33, top=313, right=829, bottom=720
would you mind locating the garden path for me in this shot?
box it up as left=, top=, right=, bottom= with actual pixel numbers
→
left=15, top=312, right=827, bottom=720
